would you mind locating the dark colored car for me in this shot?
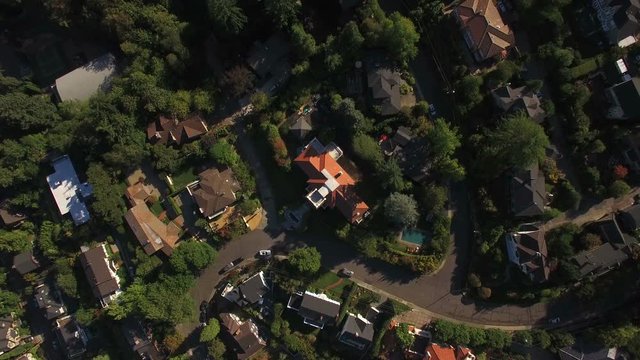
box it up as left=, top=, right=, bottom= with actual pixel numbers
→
left=200, top=301, right=208, bottom=312
left=218, top=257, right=245, bottom=274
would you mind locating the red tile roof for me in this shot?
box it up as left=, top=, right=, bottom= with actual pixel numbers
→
left=294, top=140, right=368, bottom=224
left=427, top=344, right=456, bottom=360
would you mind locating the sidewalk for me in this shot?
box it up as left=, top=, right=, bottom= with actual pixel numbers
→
left=350, top=278, right=533, bottom=331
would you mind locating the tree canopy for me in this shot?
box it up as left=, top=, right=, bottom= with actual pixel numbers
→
left=384, top=193, right=419, bottom=228
left=170, top=241, right=217, bottom=275
left=208, top=0, right=247, bottom=35
left=288, top=247, right=322, bottom=275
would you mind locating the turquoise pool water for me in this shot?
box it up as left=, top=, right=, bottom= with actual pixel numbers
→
left=401, top=229, right=430, bottom=245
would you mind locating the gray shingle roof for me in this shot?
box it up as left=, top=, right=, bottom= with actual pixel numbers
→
left=572, top=242, right=629, bottom=278
left=238, top=271, right=269, bottom=304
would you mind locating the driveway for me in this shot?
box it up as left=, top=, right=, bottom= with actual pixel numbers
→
left=175, top=230, right=281, bottom=336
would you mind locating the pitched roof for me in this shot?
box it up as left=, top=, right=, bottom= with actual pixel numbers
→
left=572, top=242, right=629, bottom=278
left=456, top=0, right=515, bottom=61
left=0, top=315, right=19, bottom=353
left=340, top=313, right=374, bottom=345
left=125, top=182, right=154, bottom=206
left=294, top=138, right=369, bottom=223
left=594, top=0, right=640, bottom=46
left=55, top=316, right=87, bottom=358
left=12, top=251, right=40, bottom=275
left=46, top=155, right=93, bottom=226
left=491, top=86, right=545, bottom=123
left=189, top=168, right=240, bottom=218
left=508, top=225, right=550, bottom=282
left=594, top=213, right=630, bottom=245
left=367, top=68, right=415, bottom=116
left=618, top=204, right=640, bottom=232
left=124, top=203, right=181, bottom=256
left=238, top=271, right=269, bottom=305
left=427, top=343, right=457, bottom=360
left=290, top=114, right=313, bottom=140
left=611, top=77, right=640, bottom=119
left=392, top=126, right=415, bottom=147
left=510, top=164, right=546, bottom=217
left=298, top=291, right=341, bottom=325
left=54, top=53, right=116, bottom=102
left=0, top=201, right=26, bottom=227
left=78, top=244, right=120, bottom=303
left=219, top=313, right=266, bottom=360
left=34, top=284, right=66, bottom=320
left=247, top=33, right=290, bottom=78
left=559, top=340, right=618, bottom=360
left=146, top=114, right=208, bottom=145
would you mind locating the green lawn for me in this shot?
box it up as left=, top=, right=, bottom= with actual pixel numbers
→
left=170, top=166, right=197, bottom=190
left=310, top=271, right=353, bottom=300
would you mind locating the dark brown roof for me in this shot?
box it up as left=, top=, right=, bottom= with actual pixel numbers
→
left=219, top=313, right=265, bottom=360
left=146, top=115, right=208, bottom=145
left=510, top=164, right=546, bottom=218
left=511, top=225, right=550, bottom=282
left=491, top=86, right=545, bottom=123
left=78, top=245, right=120, bottom=301
left=0, top=201, right=26, bottom=227
left=455, top=0, right=515, bottom=61
left=13, top=251, right=40, bottom=275
left=190, top=168, right=241, bottom=218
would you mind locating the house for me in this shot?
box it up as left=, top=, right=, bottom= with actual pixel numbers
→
left=605, top=77, right=640, bottom=119
left=509, top=164, right=547, bottom=218
left=367, top=68, right=416, bottom=116
left=505, top=224, right=550, bottom=283
left=53, top=53, right=116, bottom=102
left=571, top=242, right=629, bottom=278
left=46, top=155, right=93, bottom=226
left=294, top=138, right=370, bottom=224
left=55, top=316, right=87, bottom=359
left=147, top=114, right=208, bottom=146
left=237, top=271, right=269, bottom=306
left=0, top=200, right=26, bottom=228
left=620, top=133, right=640, bottom=172
left=559, top=341, right=619, bottom=360
left=187, top=168, right=240, bottom=219
left=121, top=318, right=165, bottom=360
left=12, top=251, right=40, bottom=275
left=591, top=0, right=640, bottom=48
left=381, top=126, right=414, bottom=156
left=125, top=180, right=156, bottom=207
left=453, top=0, right=515, bottom=62
left=0, top=315, right=20, bottom=355
left=617, top=203, right=640, bottom=232
left=592, top=213, right=633, bottom=245
left=78, top=244, right=121, bottom=307
left=425, top=343, right=476, bottom=360
left=287, top=290, right=342, bottom=329
left=124, top=203, right=181, bottom=256
left=219, top=313, right=266, bottom=360
left=247, top=33, right=290, bottom=79
left=491, top=85, right=546, bottom=123
left=34, top=284, right=67, bottom=320
left=289, top=114, right=313, bottom=140
left=338, top=313, right=374, bottom=350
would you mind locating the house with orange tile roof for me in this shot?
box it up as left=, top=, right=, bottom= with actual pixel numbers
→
left=425, top=344, right=476, bottom=360
left=294, top=138, right=369, bottom=224
left=453, top=0, right=515, bottom=62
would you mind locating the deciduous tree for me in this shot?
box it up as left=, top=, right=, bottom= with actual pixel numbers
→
left=384, top=193, right=419, bottom=228
left=288, top=247, right=321, bottom=275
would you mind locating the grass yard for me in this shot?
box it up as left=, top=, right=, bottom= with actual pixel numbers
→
left=310, top=271, right=353, bottom=300
left=169, top=166, right=197, bottom=191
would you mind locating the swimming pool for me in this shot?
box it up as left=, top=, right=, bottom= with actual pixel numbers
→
left=401, top=229, right=431, bottom=245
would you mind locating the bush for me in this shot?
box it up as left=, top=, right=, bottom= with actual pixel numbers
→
left=200, top=319, right=220, bottom=343
left=468, top=273, right=482, bottom=288
left=262, top=123, right=290, bottom=169
left=554, top=180, right=581, bottom=211
left=608, top=180, right=631, bottom=198
left=478, top=287, right=492, bottom=299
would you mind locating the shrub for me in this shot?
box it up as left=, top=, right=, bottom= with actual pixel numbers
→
left=609, top=180, right=631, bottom=198
left=468, top=273, right=482, bottom=288
left=200, top=319, right=220, bottom=343
left=478, top=287, right=492, bottom=299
